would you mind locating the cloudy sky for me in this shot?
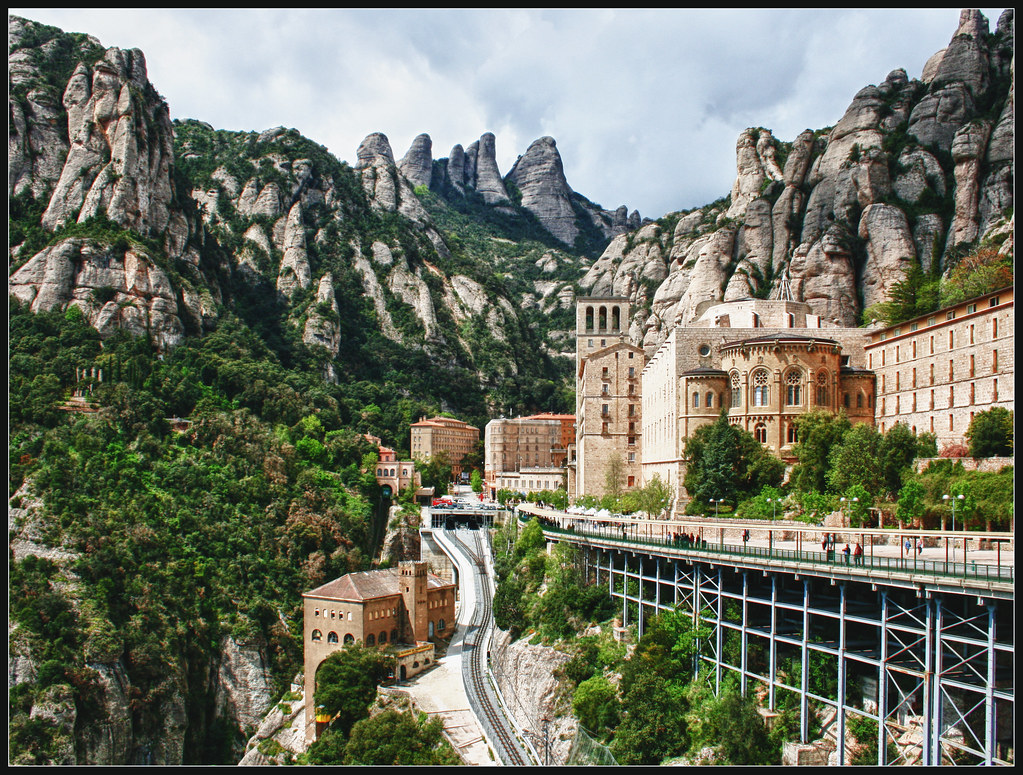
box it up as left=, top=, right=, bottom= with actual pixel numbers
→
left=11, top=8, right=1009, bottom=219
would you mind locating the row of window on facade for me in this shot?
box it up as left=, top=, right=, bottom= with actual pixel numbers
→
left=872, top=319, right=1002, bottom=367
left=377, top=467, right=411, bottom=477
left=310, top=624, right=444, bottom=646
left=583, top=306, right=625, bottom=333
left=876, top=297, right=1003, bottom=342
left=678, top=370, right=868, bottom=410
left=878, top=352, right=1000, bottom=390
left=879, top=411, right=987, bottom=436
left=879, top=379, right=1001, bottom=415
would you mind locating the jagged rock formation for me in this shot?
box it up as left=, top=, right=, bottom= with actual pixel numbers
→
left=590, top=8, right=1013, bottom=349
left=8, top=16, right=215, bottom=349
left=9, top=239, right=190, bottom=350
left=506, top=136, right=580, bottom=245
left=466, top=131, right=512, bottom=206
left=398, top=131, right=641, bottom=248
left=397, top=132, right=433, bottom=190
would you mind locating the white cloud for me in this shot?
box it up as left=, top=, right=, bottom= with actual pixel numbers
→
left=10, top=8, right=1009, bottom=218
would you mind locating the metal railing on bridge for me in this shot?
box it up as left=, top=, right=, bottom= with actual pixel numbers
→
left=536, top=520, right=1014, bottom=585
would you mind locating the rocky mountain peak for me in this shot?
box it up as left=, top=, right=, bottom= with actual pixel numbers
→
left=506, top=135, right=578, bottom=245
left=355, top=131, right=395, bottom=169
left=469, top=131, right=511, bottom=206
left=397, top=133, right=433, bottom=189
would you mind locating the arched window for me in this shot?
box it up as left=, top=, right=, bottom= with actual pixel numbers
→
left=585, top=306, right=594, bottom=332
left=705, top=392, right=714, bottom=408
left=327, top=631, right=338, bottom=644
left=312, top=629, right=322, bottom=642
left=785, top=370, right=802, bottom=406
left=366, top=633, right=375, bottom=646
left=856, top=393, right=864, bottom=409
left=599, top=306, right=608, bottom=331
left=730, top=373, right=741, bottom=408
left=752, top=370, right=770, bottom=407
left=379, top=631, right=387, bottom=644
left=787, top=423, right=798, bottom=444
left=693, top=391, right=700, bottom=408
left=816, top=371, right=829, bottom=406
left=391, top=629, right=399, bottom=643
left=343, top=633, right=354, bottom=645
left=754, top=424, right=768, bottom=443
left=612, top=306, right=621, bottom=332
left=438, top=619, right=445, bottom=632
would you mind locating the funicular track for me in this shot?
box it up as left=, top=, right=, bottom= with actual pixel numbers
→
left=446, top=529, right=531, bottom=766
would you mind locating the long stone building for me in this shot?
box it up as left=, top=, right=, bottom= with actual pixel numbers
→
left=866, top=286, right=1013, bottom=448
left=483, top=413, right=574, bottom=498
left=410, top=415, right=480, bottom=479
left=571, top=287, right=1014, bottom=509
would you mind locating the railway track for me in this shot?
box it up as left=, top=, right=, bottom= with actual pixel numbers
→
left=447, top=529, right=532, bottom=767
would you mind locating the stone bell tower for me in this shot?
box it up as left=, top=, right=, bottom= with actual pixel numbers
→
left=399, top=561, right=429, bottom=642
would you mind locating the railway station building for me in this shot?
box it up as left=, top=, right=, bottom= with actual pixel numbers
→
left=302, top=561, right=456, bottom=742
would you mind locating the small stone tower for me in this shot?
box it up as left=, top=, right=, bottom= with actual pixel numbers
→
left=399, top=561, right=429, bottom=642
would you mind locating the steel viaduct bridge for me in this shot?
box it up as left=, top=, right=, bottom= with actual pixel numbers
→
left=518, top=503, right=1013, bottom=766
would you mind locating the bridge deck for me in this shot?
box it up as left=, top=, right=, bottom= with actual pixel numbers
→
left=519, top=505, right=1013, bottom=598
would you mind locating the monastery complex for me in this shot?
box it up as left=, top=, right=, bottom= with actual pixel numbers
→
left=481, top=287, right=1013, bottom=508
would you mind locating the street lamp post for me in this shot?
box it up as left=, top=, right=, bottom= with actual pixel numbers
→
left=839, top=496, right=859, bottom=526
left=710, top=498, right=723, bottom=518
left=767, top=497, right=777, bottom=522
left=943, top=493, right=965, bottom=562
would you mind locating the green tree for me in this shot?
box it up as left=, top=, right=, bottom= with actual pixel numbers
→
left=469, top=468, right=483, bottom=494
left=826, top=423, right=882, bottom=496
left=343, top=709, right=460, bottom=765
left=685, top=683, right=775, bottom=764
left=603, top=453, right=625, bottom=507
left=841, top=483, right=872, bottom=527
left=684, top=411, right=784, bottom=508
left=790, top=410, right=851, bottom=494
left=879, top=423, right=922, bottom=496
left=313, top=647, right=390, bottom=736
left=966, top=407, right=1014, bottom=457
left=572, top=675, right=620, bottom=735
left=417, top=451, right=452, bottom=497
left=610, top=671, right=689, bottom=765
left=635, top=474, right=673, bottom=517
left=896, top=479, right=926, bottom=528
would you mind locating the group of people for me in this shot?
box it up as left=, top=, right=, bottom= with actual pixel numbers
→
left=671, top=531, right=703, bottom=549
left=904, top=537, right=925, bottom=555
left=821, top=533, right=864, bottom=565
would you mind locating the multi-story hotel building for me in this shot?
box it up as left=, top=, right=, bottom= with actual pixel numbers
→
left=570, top=297, right=645, bottom=498
left=641, top=297, right=876, bottom=505
left=484, top=413, right=573, bottom=498
left=410, top=416, right=480, bottom=479
left=866, top=286, right=1013, bottom=448
left=302, top=561, right=456, bottom=743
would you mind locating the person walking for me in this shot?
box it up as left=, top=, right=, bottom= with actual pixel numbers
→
left=842, top=543, right=851, bottom=563
left=853, top=542, right=863, bottom=566
left=916, top=537, right=924, bottom=555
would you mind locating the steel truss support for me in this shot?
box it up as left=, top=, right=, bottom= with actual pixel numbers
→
left=579, top=546, right=1012, bottom=766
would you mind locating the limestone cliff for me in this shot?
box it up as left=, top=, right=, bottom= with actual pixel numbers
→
left=596, top=8, right=1013, bottom=349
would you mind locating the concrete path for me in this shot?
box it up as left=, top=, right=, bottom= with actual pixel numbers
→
left=396, top=524, right=496, bottom=766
